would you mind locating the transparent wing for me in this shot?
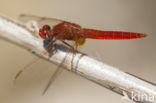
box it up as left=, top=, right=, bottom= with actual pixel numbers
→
left=43, top=41, right=82, bottom=94
left=19, top=14, right=64, bottom=28
left=42, top=47, right=72, bottom=95
left=14, top=50, right=49, bottom=82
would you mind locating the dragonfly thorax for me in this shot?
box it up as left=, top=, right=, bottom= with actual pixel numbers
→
left=39, top=22, right=86, bottom=46
left=53, top=22, right=86, bottom=45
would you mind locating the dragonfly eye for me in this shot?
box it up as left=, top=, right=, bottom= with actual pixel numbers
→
left=39, top=28, right=51, bottom=39
left=39, top=25, right=51, bottom=39
left=39, top=28, right=46, bottom=39
left=43, top=25, right=51, bottom=31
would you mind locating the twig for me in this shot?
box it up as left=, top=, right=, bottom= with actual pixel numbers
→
left=0, top=14, right=156, bottom=103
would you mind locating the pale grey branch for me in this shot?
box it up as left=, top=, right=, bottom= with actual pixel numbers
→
left=0, top=14, right=155, bottom=103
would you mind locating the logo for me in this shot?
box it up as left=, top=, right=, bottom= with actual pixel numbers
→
left=121, top=91, right=155, bottom=102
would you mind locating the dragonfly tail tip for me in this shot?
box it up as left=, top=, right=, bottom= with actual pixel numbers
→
left=141, top=33, right=147, bottom=38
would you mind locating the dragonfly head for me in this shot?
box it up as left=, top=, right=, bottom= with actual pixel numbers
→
left=39, top=25, right=51, bottom=39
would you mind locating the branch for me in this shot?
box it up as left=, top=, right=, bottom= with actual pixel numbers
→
left=0, top=14, right=156, bottom=103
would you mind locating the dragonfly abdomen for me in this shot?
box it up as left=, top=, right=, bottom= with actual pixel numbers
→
left=83, top=29, right=147, bottom=39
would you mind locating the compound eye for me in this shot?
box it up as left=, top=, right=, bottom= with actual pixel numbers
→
left=42, top=25, right=51, bottom=31
left=39, top=28, right=46, bottom=39
left=39, top=25, right=51, bottom=39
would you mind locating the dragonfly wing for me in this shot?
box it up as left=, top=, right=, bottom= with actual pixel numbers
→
left=42, top=64, right=63, bottom=95
left=14, top=50, right=49, bottom=82
left=19, top=14, right=64, bottom=27
left=43, top=41, right=79, bottom=95
left=42, top=51, right=70, bottom=95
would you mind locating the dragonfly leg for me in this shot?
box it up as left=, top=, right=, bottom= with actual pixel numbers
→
left=61, top=41, right=78, bottom=72
left=43, top=47, right=72, bottom=95
left=47, top=42, right=57, bottom=57
left=44, top=39, right=57, bottom=57
left=71, top=43, right=78, bottom=72
left=14, top=56, right=41, bottom=83
left=52, top=40, right=58, bottom=54
left=61, top=41, right=86, bottom=72
left=43, top=41, right=83, bottom=94
left=14, top=39, right=56, bottom=82
left=61, top=41, right=77, bottom=51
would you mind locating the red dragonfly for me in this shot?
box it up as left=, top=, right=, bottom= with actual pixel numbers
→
left=15, top=14, right=147, bottom=94
left=39, top=20, right=147, bottom=47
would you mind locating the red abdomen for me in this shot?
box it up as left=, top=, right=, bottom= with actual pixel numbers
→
left=83, top=29, right=147, bottom=39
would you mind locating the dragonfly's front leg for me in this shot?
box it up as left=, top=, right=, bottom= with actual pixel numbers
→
left=44, top=36, right=59, bottom=57
left=61, top=40, right=78, bottom=72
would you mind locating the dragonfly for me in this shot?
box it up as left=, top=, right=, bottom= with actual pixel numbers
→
left=15, top=14, right=147, bottom=94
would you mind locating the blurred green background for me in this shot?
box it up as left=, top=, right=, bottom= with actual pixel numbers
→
left=0, top=0, right=156, bottom=103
